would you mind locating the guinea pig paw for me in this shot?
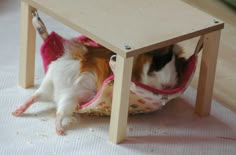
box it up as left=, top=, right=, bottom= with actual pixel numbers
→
left=56, top=127, right=65, bottom=136
left=12, top=109, right=25, bottom=116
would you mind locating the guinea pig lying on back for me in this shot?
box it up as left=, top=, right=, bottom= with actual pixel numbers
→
left=12, top=39, right=186, bottom=135
left=13, top=39, right=114, bottom=135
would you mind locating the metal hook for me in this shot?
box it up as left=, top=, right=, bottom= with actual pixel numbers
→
left=31, top=10, right=49, bottom=40
left=194, top=36, right=204, bottom=55
left=32, top=10, right=39, bottom=18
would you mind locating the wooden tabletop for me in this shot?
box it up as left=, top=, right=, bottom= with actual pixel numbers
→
left=24, top=0, right=224, bottom=58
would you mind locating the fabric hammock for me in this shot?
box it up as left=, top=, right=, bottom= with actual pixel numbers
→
left=40, top=32, right=202, bottom=116
left=33, top=11, right=202, bottom=116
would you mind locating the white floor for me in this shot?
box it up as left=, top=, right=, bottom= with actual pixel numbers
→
left=1, top=0, right=236, bottom=154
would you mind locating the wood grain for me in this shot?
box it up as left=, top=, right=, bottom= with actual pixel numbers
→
left=182, top=0, right=236, bottom=112
left=19, top=1, right=36, bottom=88
left=195, top=31, right=221, bottom=116
left=23, top=0, right=223, bottom=58
left=109, top=55, right=133, bottom=143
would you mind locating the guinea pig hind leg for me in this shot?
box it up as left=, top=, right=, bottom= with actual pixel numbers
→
left=55, top=95, right=78, bottom=135
left=12, top=94, right=40, bottom=116
left=12, top=73, right=53, bottom=116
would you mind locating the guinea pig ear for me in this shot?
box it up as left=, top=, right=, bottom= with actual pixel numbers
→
left=172, top=44, right=184, bottom=57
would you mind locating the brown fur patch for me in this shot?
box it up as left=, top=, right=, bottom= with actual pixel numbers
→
left=69, top=40, right=186, bottom=91
left=80, top=46, right=114, bottom=90
left=132, top=54, right=152, bottom=82
left=64, top=39, right=88, bottom=60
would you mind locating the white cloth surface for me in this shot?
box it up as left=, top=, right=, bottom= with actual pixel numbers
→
left=0, top=0, right=236, bottom=154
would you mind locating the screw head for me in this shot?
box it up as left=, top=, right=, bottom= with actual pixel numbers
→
left=124, top=45, right=131, bottom=50
left=214, top=20, right=219, bottom=24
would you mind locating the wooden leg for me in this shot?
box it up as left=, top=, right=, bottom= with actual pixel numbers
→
left=195, top=31, right=221, bottom=116
left=109, top=55, right=133, bottom=144
left=19, top=1, right=36, bottom=88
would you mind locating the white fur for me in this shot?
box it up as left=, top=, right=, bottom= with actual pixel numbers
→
left=13, top=42, right=181, bottom=135
left=13, top=42, right=97, bottom=135
left=37, top=54, right=97, bottom=134
left=141, top=55, right=177, bottom=90
left=41, top=57, right=96, bottom=106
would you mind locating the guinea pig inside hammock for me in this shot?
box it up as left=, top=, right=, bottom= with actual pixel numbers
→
left=38, top=31, right=202, bottom=116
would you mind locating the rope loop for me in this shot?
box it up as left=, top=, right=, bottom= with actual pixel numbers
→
left=32, top=10, right=49, bottom=40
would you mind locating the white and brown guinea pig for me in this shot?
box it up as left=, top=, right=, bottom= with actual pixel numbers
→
left=12, top=39, right=114, bottom=135
left=132, top=44, right=186, bottom=90
left=12, top=39, right=186, bottom=135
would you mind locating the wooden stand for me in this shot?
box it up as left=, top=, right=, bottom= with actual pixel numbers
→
left=19, top=2, right=36, bottom=88
left=20, top=0, right=224, bottom=143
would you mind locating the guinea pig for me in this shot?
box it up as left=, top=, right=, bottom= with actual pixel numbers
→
left=12, top=39, right=186, bottom=135
left=12, top=39, right=114, bottom=135
left=132, top=44, right=186, bottom=90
